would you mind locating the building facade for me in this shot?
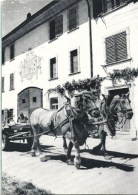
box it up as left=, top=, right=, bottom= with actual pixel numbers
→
left=2, top=0, right=138, bottom=139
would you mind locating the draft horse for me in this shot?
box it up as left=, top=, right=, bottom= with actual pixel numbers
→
left=29, top=91, right=100, bottom=169
left=92, top=93, right=133, bottom=157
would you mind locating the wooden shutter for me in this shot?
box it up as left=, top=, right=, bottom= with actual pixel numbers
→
left=10, top=44, right=15, bottom=59
left=116, top=31, right=127, bottom=61
left=55, top=15, right=63, bottom=36
left=10, top=73, right=14, bottom=90
left=93, top=0, right=103, bottom=18
left=70, top=50, right=78, bottom=73
left=2, top=48, right=5, bottom=64
left=2, top=77, right=4, bottom=92
left=50, top=58, right=57, bottom=79
left=49, top=20, right=55, bottom=40
left=68, top=7, right=77, bottom=31
left=106, top=35, right=116, bottom=64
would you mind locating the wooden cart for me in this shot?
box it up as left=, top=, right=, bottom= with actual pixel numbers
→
left=2, top=122, right=33, bottom=151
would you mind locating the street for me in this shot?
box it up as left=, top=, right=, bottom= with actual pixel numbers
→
left=2, top=134, right=138, bottom=194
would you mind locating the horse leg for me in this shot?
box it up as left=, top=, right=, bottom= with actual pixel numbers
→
left=100, top=130, right=107, bottom=155
left=30, top=125, right=42, bottom=157
left=63, top=136, right=68, bottom=154
left=101, top=130, right=113, bottom=160
left=92, top=126, right=103, bottom=153
left=93, top=125, right=105, bottom=153
left=73, top=141, right=81, bottom=169
left=66, top=141, right=74, bottom=165
left=30, top=139, right=36, bottom=157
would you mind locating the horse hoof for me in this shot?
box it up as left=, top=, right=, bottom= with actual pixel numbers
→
left=66, top=159, right=74, bottom=165
left=40, top=155, right=51, bottom=162
left=74, top=157, right=81, bottom=169
left=30, top=152, right=35, bottom=157
left=74, top=162, right=81, bottom=169
left=104, top=153, right=112, bottom=160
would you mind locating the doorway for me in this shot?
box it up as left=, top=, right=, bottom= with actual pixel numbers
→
left=108, top=87, right=130, bottom=132
left=17, top=87, right=43, bottom=120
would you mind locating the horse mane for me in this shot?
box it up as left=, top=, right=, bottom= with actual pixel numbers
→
left=109, top=95, right=120, bottom=111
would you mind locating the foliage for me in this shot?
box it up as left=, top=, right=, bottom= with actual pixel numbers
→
left=47, top=75, right=105, bottom=97
left=109, top=67, right=138, bottom=85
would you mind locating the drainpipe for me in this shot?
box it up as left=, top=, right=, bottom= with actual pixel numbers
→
left=86, top=0, right=93, bottom=78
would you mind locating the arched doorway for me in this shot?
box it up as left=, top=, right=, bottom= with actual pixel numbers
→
left=17, top=87, right=43, bottom=119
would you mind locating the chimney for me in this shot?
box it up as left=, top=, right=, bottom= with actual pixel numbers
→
left=26, top=13, right=31, bottom=19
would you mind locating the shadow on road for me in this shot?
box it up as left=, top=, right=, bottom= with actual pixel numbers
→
left=37, top=146, right=135, bottom=172
left=4, top=143, right=136, bottom=172
left=81, top=157, right=134, bottom=171
left=81, top=148, right=138, bottom=159
left=4, top=142, right=54, bottom=153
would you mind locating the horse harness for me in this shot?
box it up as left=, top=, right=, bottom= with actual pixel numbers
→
left=50, top=103, right=81, bottom=139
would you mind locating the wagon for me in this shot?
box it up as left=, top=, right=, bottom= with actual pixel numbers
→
left=2, top=122, right=33, bottom=151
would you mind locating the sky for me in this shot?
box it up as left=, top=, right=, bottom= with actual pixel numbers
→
left=1, top=0, right=53, bottom=37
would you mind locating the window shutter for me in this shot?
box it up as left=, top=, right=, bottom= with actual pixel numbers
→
left=2, top=77, right=4, bottom=92
left=116, top=31, right=127, bottom=61
left=70, top=49, right=78, bottom=73
left=2, top=48, right=5, bottom=64
left=68, top=7, right=77, bottom=31
left=10, top=73, right=14, bottom=90
left=55, top=15, right=63, bottom=36
left=10, top=44, right=15, bottom=59
left=53, top=62, right=57, bottom=78
left=50, top=58, right=57, bottom=79
left=106, top=35, right=116, bottom=64
left=93, top=0, right=103, bottom=18
left=50, top=20, right=55, bottom=40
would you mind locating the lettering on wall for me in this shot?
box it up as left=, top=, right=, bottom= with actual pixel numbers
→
left=19, top=50, right=42, bottom=82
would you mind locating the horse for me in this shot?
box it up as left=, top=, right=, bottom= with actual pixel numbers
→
left=62, top=92, right=133, bottom=159
left=91, top=93, right=133, bottom=157
left=29, top=90, right=101, bottom=169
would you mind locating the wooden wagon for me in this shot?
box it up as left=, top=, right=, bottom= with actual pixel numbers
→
left=2, top=122, right=33, bottom=151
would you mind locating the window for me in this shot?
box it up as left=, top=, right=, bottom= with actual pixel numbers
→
left=50, top=98, right=58, bottom=110
left=68, top=6, right=78, bottom=31
left=70, top=49, right=79, bottom=74
left=10, top=44, right=15, bottom=60
left=2, top=77, right=4, bottom=93
left=49, top=15, right=63, bottom=40
left=93, top=0, right=129, bottom=17
left=22, top=99, right=26, bottom=103
left=105, top=31, right=127, bottom=64
left=33, top=97, right=37, bottom=102
left=2, top=48, right=5, bottom=64
left=50, top=57, right=57, bottom=79
left=2, top=110, right=4, bottom=122
left=10, top=73, right=14, bottom=90
left=9, top=109, right=13, bottom=119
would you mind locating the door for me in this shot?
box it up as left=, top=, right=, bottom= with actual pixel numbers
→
left=17, top=87, right=43, bottom=120
left=108, top=87, right=130, bottom=132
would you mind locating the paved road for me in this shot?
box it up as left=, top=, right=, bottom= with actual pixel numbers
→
left=2, top=134, right=138, bottom=194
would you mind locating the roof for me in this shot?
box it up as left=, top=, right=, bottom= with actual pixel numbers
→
left=2, top=0, right=80, bottom=48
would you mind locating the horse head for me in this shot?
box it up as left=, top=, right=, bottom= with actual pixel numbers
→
left=100, top=93, right=133, bottom=137
left=115, top=93, right=133, bottom=119
left=104, top=93, right=133, bottom=120
left=70, top=90, right=100, bottom=118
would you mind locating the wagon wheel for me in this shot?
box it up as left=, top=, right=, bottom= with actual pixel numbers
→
left=2, top=134, right=10, bottom=151
left=26, top=131, right=33, bottom=149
